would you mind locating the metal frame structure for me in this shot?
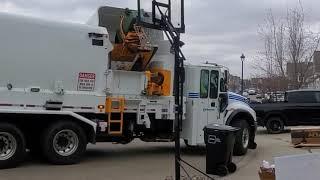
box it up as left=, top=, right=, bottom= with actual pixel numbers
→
left=137, top=0, right=185, bottom=33
left=137, top=1, right=185, bottom=179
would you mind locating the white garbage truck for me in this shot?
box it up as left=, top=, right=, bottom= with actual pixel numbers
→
left=0, top=7, right=256, bottom=169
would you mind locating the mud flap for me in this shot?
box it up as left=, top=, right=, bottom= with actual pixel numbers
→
left=248, top=123, right=257, bottom=149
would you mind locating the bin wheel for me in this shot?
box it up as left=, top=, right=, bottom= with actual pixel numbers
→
left=227, top=162, right=237, bottom=173
left=184, top=139, right=192, bottom=147
left=215, top=165, right=228, bottom=176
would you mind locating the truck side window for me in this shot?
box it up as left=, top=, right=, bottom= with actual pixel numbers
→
left=200, top=70, right=209, bottom=98
left=209, top=70, right=219, bottom=99
left=288, top=91, right=316, bottom=103
left=220, top=78, right=227, bottom=92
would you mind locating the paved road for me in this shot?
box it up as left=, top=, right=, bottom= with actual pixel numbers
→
left=0, top=128, right=316, bottom=180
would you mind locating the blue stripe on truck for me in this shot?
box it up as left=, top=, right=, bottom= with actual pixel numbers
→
left=188, top=92, right=199, bottom=98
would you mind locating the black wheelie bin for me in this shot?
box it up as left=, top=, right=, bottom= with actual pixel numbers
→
left=203, top=124, right=240, bottom=176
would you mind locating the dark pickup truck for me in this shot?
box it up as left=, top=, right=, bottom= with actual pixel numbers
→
left=251, top=90, right=320, bottom=133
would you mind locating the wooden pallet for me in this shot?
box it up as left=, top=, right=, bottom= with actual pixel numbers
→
left=294, top=143, right=320, bottom=148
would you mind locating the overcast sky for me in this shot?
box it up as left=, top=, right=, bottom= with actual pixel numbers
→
left=1, top=0, right=320, bottom=78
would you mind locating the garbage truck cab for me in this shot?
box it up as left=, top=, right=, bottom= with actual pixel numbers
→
left=182, top=62, right=257, bottom=155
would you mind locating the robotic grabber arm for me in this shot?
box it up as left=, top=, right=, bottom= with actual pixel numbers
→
left=111, top=9, right=158, bottom=71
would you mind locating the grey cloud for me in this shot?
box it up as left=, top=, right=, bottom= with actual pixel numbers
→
left=0, top=0, right=319, bottom=77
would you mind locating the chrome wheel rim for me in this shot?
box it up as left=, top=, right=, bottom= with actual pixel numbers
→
left=242, top=128, right=249, bottom=148
left=53, top=130, right=78, bottom=156
left=0, top=132, right=17, bottom=160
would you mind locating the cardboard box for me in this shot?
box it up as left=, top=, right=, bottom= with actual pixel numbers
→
left=259, top=167, right=275, bottom=180
left=291, top=127, right=320, bottom=145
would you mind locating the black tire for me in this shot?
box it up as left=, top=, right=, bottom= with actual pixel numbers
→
left=231, top=120, right=250, bottom=156
left=41, top=121, right=87, bottom=165
left=0, top=123, right=26, bottom=169
left=266, top=117, right=284, bottom=134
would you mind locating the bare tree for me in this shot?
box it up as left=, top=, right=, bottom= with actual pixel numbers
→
left=286, top=4, right=320, bottom=88
left=255, top=2, right=320, bottom=90
left=256, top=9, right=286, bottom=79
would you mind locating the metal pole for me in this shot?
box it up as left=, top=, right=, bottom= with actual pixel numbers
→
left=174, top=35, right=182, bottom=180
left=241, top=60, right=244, bottom=95
left=137, top=0, right=141, bottom=23
left=180, top=0, right=185, bottom=33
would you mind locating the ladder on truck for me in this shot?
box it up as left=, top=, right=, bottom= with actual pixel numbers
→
left=106, top=97, right=125, bottom=135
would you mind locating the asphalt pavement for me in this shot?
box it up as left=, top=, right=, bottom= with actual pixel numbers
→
left=0, top=128, right=317, bottom=180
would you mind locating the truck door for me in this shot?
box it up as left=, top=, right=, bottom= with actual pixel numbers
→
left=197, top=69, right=210, bottom=143
left=207, top=70, right=220, bottom=124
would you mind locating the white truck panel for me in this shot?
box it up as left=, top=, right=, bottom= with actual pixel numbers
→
left=0, top=109, right=97, bottom=132
left=0, top=12, right=111, bottom=94
left=0, top=12, right=113, bottom=115
left=106, top=70, right=146, bottom=96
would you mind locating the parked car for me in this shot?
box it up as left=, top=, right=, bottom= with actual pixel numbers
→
left=248, top=89, right=256, bottom=95
left=251, top=89, right=320, bottom=134
left=256, top=94, right=262, bottom=99
left=270, top=91, right=285, bottom=102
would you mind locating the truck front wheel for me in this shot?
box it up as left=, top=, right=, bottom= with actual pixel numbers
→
left=41, top=121, right=87, bottom=165
left=231, top=120, right=250, bottom=156
left=0, top=123, right=26, bottom=169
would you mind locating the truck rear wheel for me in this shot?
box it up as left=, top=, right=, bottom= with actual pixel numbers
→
left=266, top=117, right=284, bottom=134
left=0, top=123, right=26, bottom=169
left=41, top=121, right=87, bottom=165
left=231, top=120, right=249, bottom=156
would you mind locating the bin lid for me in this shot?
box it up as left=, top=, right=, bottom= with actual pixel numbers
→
left=203, top=124, right=239, bottom=132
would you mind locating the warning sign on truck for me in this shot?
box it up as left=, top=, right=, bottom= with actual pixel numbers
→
left=77, top=72, right=96, bottom=91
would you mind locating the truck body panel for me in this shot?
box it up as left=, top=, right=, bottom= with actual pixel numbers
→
left=0, top=8, right=256, bottom=168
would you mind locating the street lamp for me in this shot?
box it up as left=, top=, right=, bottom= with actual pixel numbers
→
left=241, top=54, right=245, bottom=95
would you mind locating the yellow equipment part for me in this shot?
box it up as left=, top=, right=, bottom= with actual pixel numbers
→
left=105, top=97, right=125, bottom=136
left=145, top=68, right=171, bottom=96
left=111, top=44, right=157, bottom=71
left=110, top=15, right=158, bottom=71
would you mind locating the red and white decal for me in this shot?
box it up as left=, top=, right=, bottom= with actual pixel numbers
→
left=77, top=72, right=96, bottom=91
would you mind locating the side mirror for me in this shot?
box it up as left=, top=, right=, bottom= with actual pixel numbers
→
left=219, top=93, right=228, bottom=112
